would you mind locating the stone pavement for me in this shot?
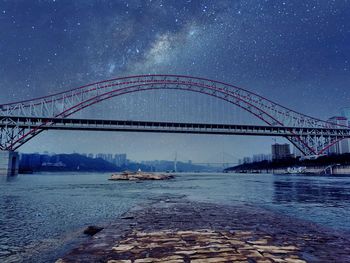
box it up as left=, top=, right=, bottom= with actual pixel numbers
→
left=57, top=196, right=350, bottom=262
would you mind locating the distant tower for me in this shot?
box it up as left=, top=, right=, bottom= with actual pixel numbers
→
left=174, top=152, right=177, bottom=173
left=222, top=151, right=227, bottom=169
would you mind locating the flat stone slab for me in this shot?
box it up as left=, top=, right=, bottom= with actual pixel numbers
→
left=57, top=197, right=350, bottom=262
left=107, top=229, right=305, bottom=263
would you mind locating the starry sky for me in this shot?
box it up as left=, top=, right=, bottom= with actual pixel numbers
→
left=1, top=0, right=350, bottom=162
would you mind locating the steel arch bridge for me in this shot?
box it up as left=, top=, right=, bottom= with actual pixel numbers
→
left=0, top=74, right=349, bottom=155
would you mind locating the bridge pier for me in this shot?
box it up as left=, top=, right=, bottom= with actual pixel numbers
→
left=0, top=151, right=19, bottom=176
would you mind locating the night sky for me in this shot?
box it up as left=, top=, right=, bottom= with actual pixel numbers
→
left=1, top=0, right=350, bottom=162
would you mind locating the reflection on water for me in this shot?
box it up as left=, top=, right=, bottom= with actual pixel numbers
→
left=273, top=176, right=350, bottom=204
left=270, top=175, right=350, bottom=233
left=1, top=172, right=350, bottom=262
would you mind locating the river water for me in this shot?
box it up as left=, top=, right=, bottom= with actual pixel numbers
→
left=1, top=172, right=350, bottom=262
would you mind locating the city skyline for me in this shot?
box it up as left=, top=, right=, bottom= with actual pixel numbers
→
left=1, top=1, right=349, bottom=161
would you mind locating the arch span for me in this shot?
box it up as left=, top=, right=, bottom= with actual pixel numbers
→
left=0, top=75, right=347, bottom=155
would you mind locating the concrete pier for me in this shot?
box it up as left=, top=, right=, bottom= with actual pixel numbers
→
left=0, top=151, right=19, bottom=176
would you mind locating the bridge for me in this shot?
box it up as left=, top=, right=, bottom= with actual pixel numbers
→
left=1, top=75, right=349, bottom=175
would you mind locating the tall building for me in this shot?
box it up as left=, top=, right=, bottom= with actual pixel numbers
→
left=340, top=108, right=350, bottom=125
left=340, top=108, right=350, bottom=154
left=271, top=143, right=291, bottom=160
left=327, top=116, right=349, bottom=155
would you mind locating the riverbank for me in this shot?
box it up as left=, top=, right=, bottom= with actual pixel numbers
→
left=225, top=153, right=350, bottom=175
left=227, top=164, right=350, bottom=175
left=57, top=196, right=350, bottom=262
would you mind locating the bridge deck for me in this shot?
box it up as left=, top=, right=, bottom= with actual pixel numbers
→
left=1, top=116, right=350, bottom=138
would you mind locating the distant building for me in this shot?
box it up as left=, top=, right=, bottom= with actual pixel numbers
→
left=252, top=155, right=261, bottom=163
left=327, top=116, right=349, bottom=155
left=106, top=154, right=113, bottom=163
left=239, top=153, right=271, bottom=165
left=242, top=157, right=251, bottom=164
left=252, top=154, right=272, bottom=162
left=95, top=153, right=128, bottom=166
left=272, top=143, right=291, bottom=160
left=114, top=154, right=127, bottom=166
left=340, top=108, right=350, bottom=126
left=96, top=153, right=107, bottom=160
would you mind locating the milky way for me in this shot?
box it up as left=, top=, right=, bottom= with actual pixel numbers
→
left=1, top=0, right=349, bottom=161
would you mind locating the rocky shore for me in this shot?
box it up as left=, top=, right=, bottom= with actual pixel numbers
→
left=57, top=196, right=350, bottom=263
left=108, top=171, right=174, bottom=181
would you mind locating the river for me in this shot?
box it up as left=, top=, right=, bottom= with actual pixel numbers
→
left=1, top=172, right=350, bottom=262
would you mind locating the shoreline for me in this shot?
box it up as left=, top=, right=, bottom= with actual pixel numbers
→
left=226, top=164, right=350, bottom=175
left=57, top=196, right=350, bottom=263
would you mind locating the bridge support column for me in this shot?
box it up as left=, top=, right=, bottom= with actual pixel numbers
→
left=0, top=151, right=19, bottom=176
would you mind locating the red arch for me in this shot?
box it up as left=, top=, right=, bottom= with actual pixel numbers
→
left=4, top=75, right=347, bottom=131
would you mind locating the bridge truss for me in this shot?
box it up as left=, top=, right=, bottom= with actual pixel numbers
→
left=0, top=75, right=349, bottom=155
